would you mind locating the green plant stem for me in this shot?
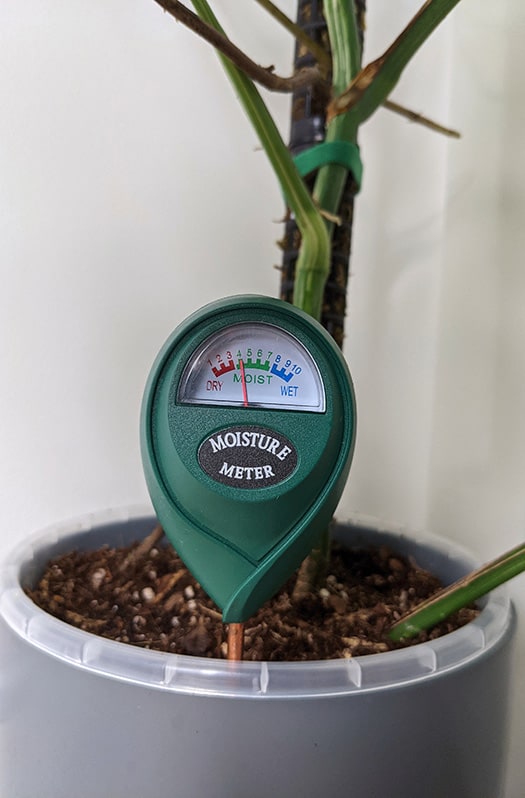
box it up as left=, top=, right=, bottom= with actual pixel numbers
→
left=313, top=1, right=361, bottom=213
left=290, top=2, right=362, bottom=577
left=389, top=541, right=525, bottom=641
left=329, top=0, right=463, bottom=125
left=293, top=0, right=362, bottom=317
left=191, top=0, right=330, bottom=321
left=254, top=0, right=459, bottom=138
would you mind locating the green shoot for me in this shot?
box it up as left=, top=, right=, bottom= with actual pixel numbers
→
left=390, top=542, right=525, bottom=641
left=191, top=0, right=330, bottom=321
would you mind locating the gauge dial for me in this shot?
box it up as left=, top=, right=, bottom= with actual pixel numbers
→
left=177, top=322, right=325, bottom=412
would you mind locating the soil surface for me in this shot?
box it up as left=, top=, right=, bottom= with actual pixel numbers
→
left=27, top=524, right=478, bottom=661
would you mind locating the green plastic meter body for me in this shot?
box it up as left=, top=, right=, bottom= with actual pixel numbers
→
left=141, top=295, right=356, bottom=622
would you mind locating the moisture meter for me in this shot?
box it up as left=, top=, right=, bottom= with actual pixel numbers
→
left=141, top=295, right=356, bottom=622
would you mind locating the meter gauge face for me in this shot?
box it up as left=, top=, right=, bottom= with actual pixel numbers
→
left=177, top=322, right=326, bottom=413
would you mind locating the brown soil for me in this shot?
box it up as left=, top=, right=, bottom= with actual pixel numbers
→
left=26, top=524, right=478, bottom=661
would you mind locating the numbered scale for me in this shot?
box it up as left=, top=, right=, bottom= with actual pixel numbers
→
left=141, top=295, right=356, bottom=622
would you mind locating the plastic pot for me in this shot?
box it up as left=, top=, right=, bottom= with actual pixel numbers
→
left=0, top=508, right=515, bottom=798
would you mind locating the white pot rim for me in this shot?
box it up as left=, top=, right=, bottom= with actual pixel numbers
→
left=0, top=506, right=513, bottom=700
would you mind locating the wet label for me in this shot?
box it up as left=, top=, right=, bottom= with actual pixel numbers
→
left=198, top=425, right=298, bottom=489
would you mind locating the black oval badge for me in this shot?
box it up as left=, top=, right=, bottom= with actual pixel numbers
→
left=198, top=425, right=298, bottom=489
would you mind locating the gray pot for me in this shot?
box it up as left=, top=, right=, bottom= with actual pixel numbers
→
left=0, top=509, right=515, bottom=798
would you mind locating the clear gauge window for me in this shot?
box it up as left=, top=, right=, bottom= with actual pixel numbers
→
left=177, top=322, right=326, bottom=412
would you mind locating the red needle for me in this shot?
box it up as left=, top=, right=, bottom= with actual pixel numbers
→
left=239, top=359, right=249, bottom=407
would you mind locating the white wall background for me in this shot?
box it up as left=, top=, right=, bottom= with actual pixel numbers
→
left=1, top=1, right=524, bottom=794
